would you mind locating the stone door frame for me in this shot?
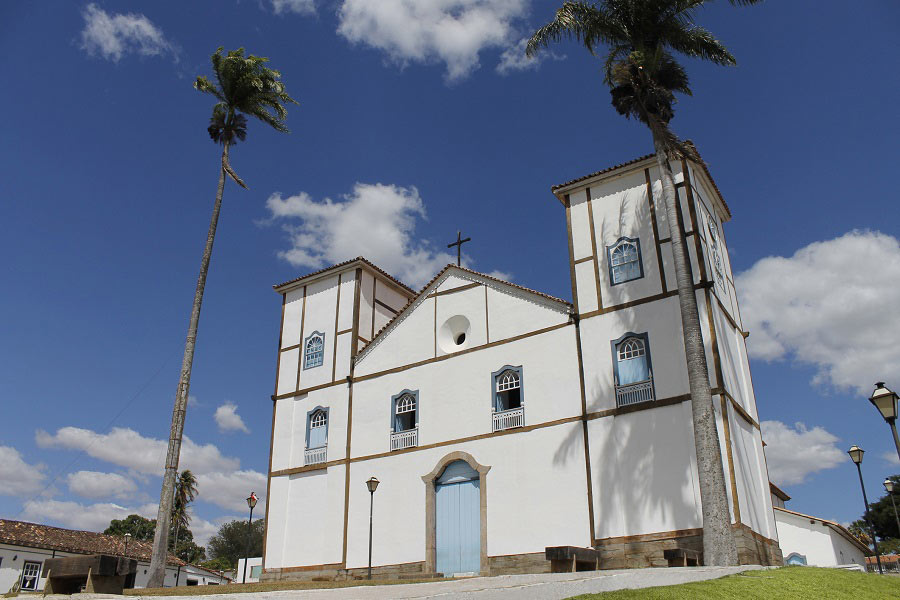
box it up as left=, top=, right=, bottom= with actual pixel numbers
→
left=422, top=451, right=491, bottom=575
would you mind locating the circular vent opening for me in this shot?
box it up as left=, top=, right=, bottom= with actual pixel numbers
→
left=438, top=315, right=471, bottom=353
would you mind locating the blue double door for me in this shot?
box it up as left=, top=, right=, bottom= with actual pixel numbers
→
left=435, top=461, right=481, bottom=575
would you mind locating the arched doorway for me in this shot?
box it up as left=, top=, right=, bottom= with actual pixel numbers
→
left=422, top=452, right=491, bottom=576
left=436, top=461, right=480, bottom=575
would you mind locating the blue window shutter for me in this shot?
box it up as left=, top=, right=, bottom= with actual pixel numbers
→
left=617, top=354, right=649, bottom=384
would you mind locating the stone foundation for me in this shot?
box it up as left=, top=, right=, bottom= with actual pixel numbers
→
left=261, top=526, right=782, bottom=583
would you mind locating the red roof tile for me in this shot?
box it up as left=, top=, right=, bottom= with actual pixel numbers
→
left=273, top=257, right=416, bottom=295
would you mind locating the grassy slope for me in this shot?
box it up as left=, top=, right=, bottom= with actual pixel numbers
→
left=570, top=567, right=900, bottom=599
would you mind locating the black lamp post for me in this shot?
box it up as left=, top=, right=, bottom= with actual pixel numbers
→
left=243, top=492, right=258, bottom=584
left=848, top=446, right=883, bottom=574
left=868, top=383, right=900, bottom=464
left=885, top=479, right=900, bottom=539
left=366, top=477, right=379, bottom=580
left=123, top=533, right=131, bottom=558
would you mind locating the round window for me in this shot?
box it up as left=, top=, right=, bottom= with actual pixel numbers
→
left=438, top=315, right=471, bottom=353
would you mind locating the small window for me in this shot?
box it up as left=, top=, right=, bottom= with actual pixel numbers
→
left=612, top=333, right=655, bottom=407
left=186, top=579, right=199, bottom=586
left=607, top=237, right=644, bottom=285
left=393, top=393, right=417, bottom=432
left=303, top=331, right=325, bottom=369
left=493, top=366, right=523, bottom=412
left=307, top=409, right=328, bottom=448
left=21, top=561, right=41, bottom=591
left=250, top=565, right=262, bottom=578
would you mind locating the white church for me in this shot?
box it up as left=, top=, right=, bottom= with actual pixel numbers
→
left=261, top=152, right=782, bottom=580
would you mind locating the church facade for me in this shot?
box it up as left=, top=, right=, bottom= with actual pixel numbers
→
left=261, top=153, right=782, bottom=580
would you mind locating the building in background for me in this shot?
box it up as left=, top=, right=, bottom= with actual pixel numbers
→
left=772, top=507, right=869, bottom=568
left=0, top=519, right=230, bottom=592
left=263, top=152, right=781, bottom=580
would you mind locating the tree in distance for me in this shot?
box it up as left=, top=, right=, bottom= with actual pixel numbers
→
left=527, top=0, right=760, bottom=566
left=146, top=47, right=298, bottom=587
left=206, top=519, right=264, bottom=570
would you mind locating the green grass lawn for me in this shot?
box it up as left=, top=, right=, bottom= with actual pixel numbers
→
left=569, top=567, right=900, bottom=599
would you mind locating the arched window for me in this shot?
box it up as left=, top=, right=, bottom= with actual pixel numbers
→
left=394, top=392, right=417, bottom=432
left=607, top=237, right=643, bottom=285
left=493, top=366, right=523, bottom=412
left=304, top=331, right=325, bottom=369
left=307, top=409, right=328, bottom=448
left=615, top=337, right=649, bottom=384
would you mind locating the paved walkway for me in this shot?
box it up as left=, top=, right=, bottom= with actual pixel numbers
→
left=59, top=566, right=763, bottom=600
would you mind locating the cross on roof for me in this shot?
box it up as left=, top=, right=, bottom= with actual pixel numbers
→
left=447, top=231, right=471, bottom=267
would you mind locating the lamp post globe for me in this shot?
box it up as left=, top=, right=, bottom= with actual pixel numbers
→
left=366, top=477, right=379, bottom=579
left=124, top=533, right=132, bottom=558
left=242, top=492, right=258, bottom=584
left=848, top=445, right=864, bottom=465
left=869, top=383, right=900, bottom=464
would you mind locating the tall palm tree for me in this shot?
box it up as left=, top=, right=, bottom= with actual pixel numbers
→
left=527, top=0, right=758, bottom=566
left=170, top=470, right=198, bottom=553
left=148, top=47, right=298, bottom=587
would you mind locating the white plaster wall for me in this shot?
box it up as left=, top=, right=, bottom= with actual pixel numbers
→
left=271, top=397, right=296, bottom=472
left=281, top=289, right=304, bottom=349
left=265, top=476, right=289, bottom=567
left=343, top=423, right=591, bottom=569
left=574, top=261, right=598, bottom=314
left=568, top=189, right=593, bottom=260
left=336, top=273, right=356, bottom=332
left=774, top=510, right=865, bottom=567
left=279, top=464, right=347, bottom=568
left=645, top=163, right=688, bottom=242
left=731, top=414, right=777, bottom=540
left=358, top=272, right=375, bottom=342
left=334, top=333, right=352, bottom=381
left=376, top=280, right=411, bottom=311
left=589, top=170, right=665, bottom=307
left=357, top=296, right=436, bottom=375
left=276, top=348, right=299, bottom=396
left=588, top=401, right=702, bottom=540
left=436, top=274, right=474, bottom=293
left=297, top=275, right=340, bottom=390
left=578, top=294, right=692, bottom=413
left=484, top=286, right=567, bottom=342
left=352, top=325, right=581, bottom=458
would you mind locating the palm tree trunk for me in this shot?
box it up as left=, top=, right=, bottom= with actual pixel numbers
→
left=653, top=136, right=737, bottom=566
left=148, top=143, right=230, bottom=587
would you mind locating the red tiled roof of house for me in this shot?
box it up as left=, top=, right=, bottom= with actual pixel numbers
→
left=0, top=519, right=183, bottom=567
left=273, top=256, right=416, bottom=295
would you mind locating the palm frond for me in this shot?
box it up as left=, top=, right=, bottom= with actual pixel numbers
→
left=665, top=26, right=735, bottom=65
left=223, top=155, right=248, bottom=189
left=526, top=1, right=624, bottom=58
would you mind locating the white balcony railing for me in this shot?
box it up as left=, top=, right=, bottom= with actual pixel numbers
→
left=615, top=379, right=654, bottom=407
left=492, top=406, right=524, bottom=432
left=304, top=446, right=327, bottom=466
left=390, top=428, right=418, bottom=451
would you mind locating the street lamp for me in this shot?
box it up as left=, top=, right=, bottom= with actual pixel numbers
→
left=242, top=492, right=258, bottom=584
left=884, top=479, right=900, bottom=540
left=124, top=533, right=132, bottom=558
left=366, top=477, right=380, bottom=580
left=848, top=446, right=883, bottom=574
left=868, top=383, right=900, bottom=464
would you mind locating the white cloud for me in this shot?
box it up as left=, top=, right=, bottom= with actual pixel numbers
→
left=214, top=403, right=249, bottom=433
left=271, top=0, right=316, bottom=15
left=195, top=471, right=267, bottom=513
left=496, top=37, right=563, bottom=74
left=67, top=471, right=138, bottom=500
left=337, top=0, right=529, bottom=82
left=883, top=451, right=900, bottom=466
left=22, top=499, right=158, bottom=533
left=80, top=3, right=175, bottom=63
left=737, top=231, right=900, bottom=393
left=35, top=426, right=239, bottom=476
left=266, top=183, right=464, bottom=288
left=762, top=420, right=845, bottom=486
left=0, top=446, right=47, bottom=496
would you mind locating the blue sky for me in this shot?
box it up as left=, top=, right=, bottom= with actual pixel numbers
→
left=1, top=1, right=899, bottom=547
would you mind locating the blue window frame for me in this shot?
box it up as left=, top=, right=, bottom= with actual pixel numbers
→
left=391, top=389, right=419, bottom=432
left=303, top=331, right=325, bottom=369
left=607, top=237, right=644, bottom=285
left=491, top=365, right=524, bottom=412
left=611, top=332, right=655, bottom=406
left=305, top=406, right=329, bottom=449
